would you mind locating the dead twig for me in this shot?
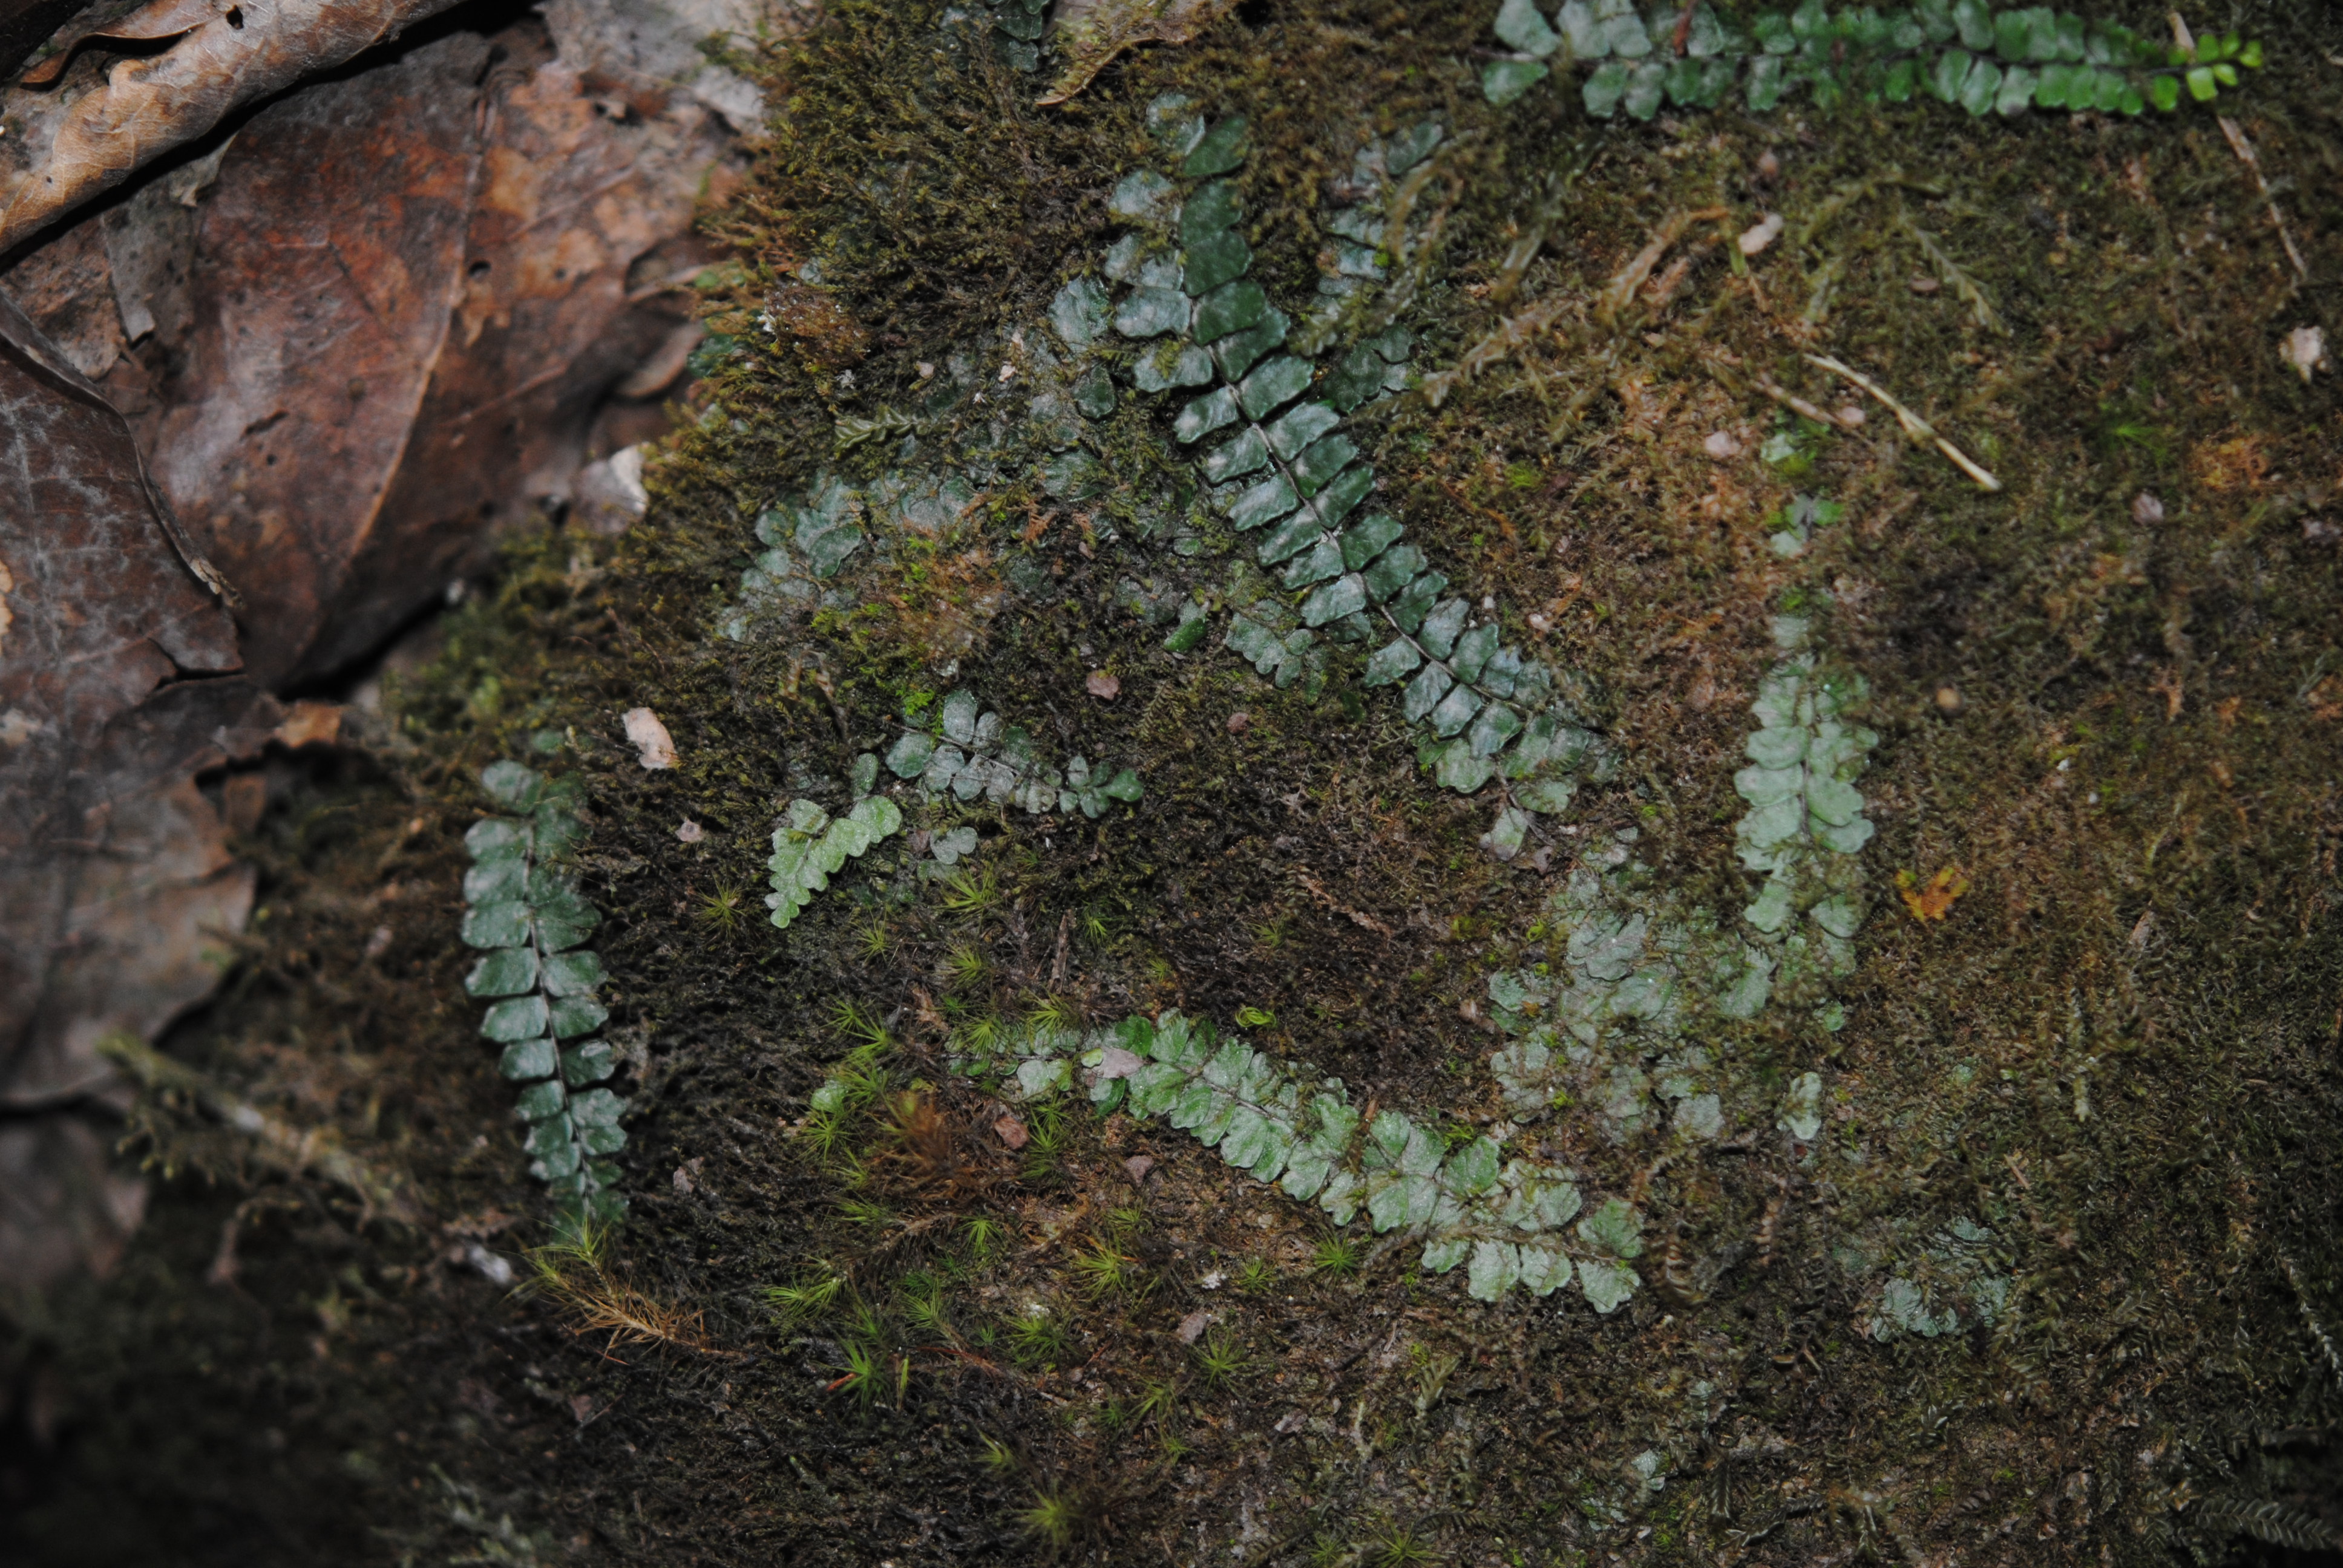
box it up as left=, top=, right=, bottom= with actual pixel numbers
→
left=99, top=1032, right=422, bottom=1226
left=1599, top=206, right=1729, bottom=322
left=1754, top=374, right=1860, bottom=431
left=2215, top=116, right=2310, bottom=284
left=1294, top=868, right=1395, bottom=936
left=1421, top=292, right=1576, bottom=408
left=1899, top=213, right=2005, bottom=333
left=1801, top=353, right=2002, bottom=491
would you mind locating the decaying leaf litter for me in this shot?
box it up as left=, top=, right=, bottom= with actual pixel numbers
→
left=9, top=1, right=2343, bottom=1566
left=0, top=0, right=773, bottom=1304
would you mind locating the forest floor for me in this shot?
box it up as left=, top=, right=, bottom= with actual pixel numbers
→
left=7, top=3, right=2343, bottom=1566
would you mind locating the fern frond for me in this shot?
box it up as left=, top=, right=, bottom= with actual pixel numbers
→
left=767, top=786, right=903, bottom=930
left=2280, top=1251, right=2343, bottom=1391
left=2195, top=1494, right=2339, bottom=1553
left=460, top=761, right=626, bottom=1223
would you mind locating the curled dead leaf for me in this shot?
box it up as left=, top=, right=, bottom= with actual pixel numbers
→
left=623, top=707, right=677, bottom=769
left=0, top=284, right=256, bottom=1310
left=1038, top=0, right=1239, bottom=106
left=0, top=0, right=471, bottom=254
left=574, top=447, right=651, bottom=538
left=21, top=0, right=220, bottom=87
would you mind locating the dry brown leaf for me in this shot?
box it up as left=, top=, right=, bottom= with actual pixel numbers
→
left=272, top=699, right=342, bottom=749
left=0, top=285, right=273, bottom=1295
left=1038, top=0, right=1239, bottom=106
left=992, top=1112, right=1029, bottom=1150
left=1086, top=670, right=1121, bottom=700
left=1895, top=867, right=1970, bottom=923
left=21, top=0, right=219, bottom=87
left=0, top=0, right=471, bottom=255
left=134, top=25, right=488, bottom=683
left=91, top=3, right=741, bottom=684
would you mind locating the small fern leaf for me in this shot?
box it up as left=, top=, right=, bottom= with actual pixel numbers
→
left=2195, top=1495, right=2339, bottom=1553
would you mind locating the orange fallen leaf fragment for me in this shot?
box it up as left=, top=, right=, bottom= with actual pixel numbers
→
left=272, top=699, right=343, bottom=749
left=1895, top=866, right=1970, bottom=923
left=992, top=1113, right=1029, bottom=1150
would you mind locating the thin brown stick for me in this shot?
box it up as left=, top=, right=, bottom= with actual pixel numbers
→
left=2215, top=116, right=2310, bottom=284
left=1801, top=353, right=2002, bottom=492
left=1754, top=374, right=1860, bottom=431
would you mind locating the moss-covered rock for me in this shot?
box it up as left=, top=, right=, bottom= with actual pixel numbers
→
left=14, top=2, right=2343, bottom=1564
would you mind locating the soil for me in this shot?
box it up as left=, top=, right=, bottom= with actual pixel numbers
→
left=7, top=3, right=2343, bottom=1566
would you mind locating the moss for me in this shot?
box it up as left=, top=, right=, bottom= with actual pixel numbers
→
left=16, top=1, right=2343, bottom=1563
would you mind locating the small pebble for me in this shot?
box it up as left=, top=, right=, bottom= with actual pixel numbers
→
left=2131, top=491, right=2165, bottom=526
left=1835, top=405, right=1865, bottom=427
left=1909, top=275, right=1941, bottom=295
left=1124, top=1155, right=1155, bottom=1184
left=1086, top=670, right=1121, bottom=700
left=1703, top=430, right=1743, bottom=460
left=992, top=1113, right=1029, bottom=1149
left=1226, top=710, right=1251, bottom=734
left=1935, top=685, right=1965, bottom=716
left=677, top=819, right=704, bottom=843
left=1755, top=149, right=1780, bottom=181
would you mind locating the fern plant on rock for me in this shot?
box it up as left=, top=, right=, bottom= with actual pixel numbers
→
left=767, top=753, right=906, bottom=930
left=1087, top=103, right=1618, bottom=858
left=1483, top=0, right=2263, bottom=119
left=897, top=1008, right=1648, bottom=1307
left=885, top=689, right=1141, bottom=818
left=459, top=762, right=628, bottom=1226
